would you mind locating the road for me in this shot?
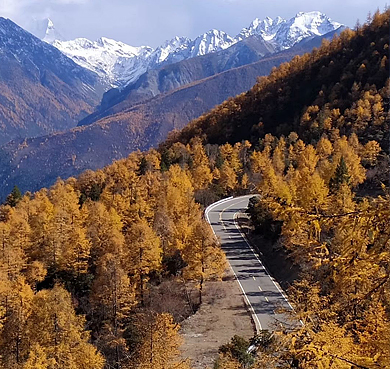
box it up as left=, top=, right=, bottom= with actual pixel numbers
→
left=205, top=195, right=292, bottom=332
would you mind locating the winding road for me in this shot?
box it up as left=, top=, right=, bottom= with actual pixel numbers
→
left=205, top=195, right=292, bottom=332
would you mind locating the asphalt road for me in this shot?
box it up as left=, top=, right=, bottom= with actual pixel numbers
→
left=205, top=195, right=292, bottom=332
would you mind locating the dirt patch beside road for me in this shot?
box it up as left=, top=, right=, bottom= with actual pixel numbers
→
left=180, top=269, right=255, bottom=369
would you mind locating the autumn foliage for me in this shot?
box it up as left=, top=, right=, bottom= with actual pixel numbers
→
left=0, top=8, right=389, bottom=369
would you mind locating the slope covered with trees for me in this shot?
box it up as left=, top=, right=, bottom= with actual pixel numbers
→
left=0, top=44, right=309, bottom=200
left=0, top=144, right=228, bottom=368
left=166, top=11, right=389, bottom=153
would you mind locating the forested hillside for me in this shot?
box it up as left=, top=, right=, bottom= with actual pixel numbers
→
left=166, top=11, right=389, bottom=152
left=0, top=145, right=228, bottom=369
left=0, top=9, right=388, bottom=369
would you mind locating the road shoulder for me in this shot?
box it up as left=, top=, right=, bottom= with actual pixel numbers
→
left=180, top=268, right=255, bottom=369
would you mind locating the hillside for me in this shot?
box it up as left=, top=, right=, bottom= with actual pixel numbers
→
left=0, top=18, right=105, bottom=146
left=80, top=29, right=343, bottom=127
left=0, top=37, right=327, bottom=200
left=165, top=12, right=389, bottom=152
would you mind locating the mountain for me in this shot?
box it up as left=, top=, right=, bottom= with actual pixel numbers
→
left=52, top=30, right=237, bottom=88
left=237, top=11, right=341, bottom=49
left=0, top=17, right=104, bottom=146
left=79, top=35, right=277, bottom=126
left=0, top=32, right=336, bottom=200
left=28, top=18, right=65, bottom=43
left=51, top=37, right=153, bottom=87
left=50, top=12, right=342, bottom=88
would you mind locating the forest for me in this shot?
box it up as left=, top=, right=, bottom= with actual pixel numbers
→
left=0, top=9, right=389, bottom=369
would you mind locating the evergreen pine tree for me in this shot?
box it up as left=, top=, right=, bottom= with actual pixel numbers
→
left=5, top=186, right=22, bottom=207
left=330, top=156, right=350, bottom=191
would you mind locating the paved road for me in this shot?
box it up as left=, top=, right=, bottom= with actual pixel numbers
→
left=205, top=195, right=292, bottom=332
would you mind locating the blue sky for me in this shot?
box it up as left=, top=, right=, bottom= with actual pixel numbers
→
left=1, top=0, right=388, bottom=46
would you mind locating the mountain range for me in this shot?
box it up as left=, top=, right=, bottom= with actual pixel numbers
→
left=0, top=28, right=344, bottom=199
left=48, top=11, right=341, bottom=88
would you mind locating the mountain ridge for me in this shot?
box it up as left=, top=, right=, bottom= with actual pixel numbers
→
left=49, top=11, right=342, bottom=88
left=0, top=17, right=104, bottom=146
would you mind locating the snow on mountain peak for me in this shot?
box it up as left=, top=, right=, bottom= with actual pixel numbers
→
left=49, top=11, right=343, bottom=88
left=238, top=11, right=341, bottom=49
left=190, top=29, right=236, bottom=56
left=26, top=18, right=65, bottom=43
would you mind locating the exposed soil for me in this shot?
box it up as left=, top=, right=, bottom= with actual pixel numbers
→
left=180, top=269, right=255, bottom=369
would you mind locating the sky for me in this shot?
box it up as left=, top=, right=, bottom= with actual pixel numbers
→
left=0, top=0, right=388, bottom=47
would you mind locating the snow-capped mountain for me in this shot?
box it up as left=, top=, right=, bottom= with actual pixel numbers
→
left=28, top=18, right=65, bottom=43
left=52, top=37, right=153, bottom=86
left=238, top=11, right=342, bottom=49
left=51, top=29, right=238, bottom=87
left=48, top=11, right=342, bottom=88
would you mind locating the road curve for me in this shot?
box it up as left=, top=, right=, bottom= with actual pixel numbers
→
left=205, top=195, right=292, bottom=332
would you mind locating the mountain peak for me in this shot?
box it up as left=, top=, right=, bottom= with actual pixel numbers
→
left=26, top=17, right=65, bottom=43
left=238, top=11, right=341, bottom=48
left=49, top=11, right=343, bottom=88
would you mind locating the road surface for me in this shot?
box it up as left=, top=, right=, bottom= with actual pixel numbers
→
left=205, top=195, right=292, bottom=332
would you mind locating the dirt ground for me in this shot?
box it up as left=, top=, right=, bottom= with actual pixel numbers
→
left=179, top=212, right=300, bottom=368
left=180, top=268, right=255, bottom=369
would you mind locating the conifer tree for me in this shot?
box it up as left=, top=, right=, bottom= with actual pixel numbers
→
left=182, top=221, right=226, bottom=305
left=26, top=284, right=104, bottom=369
left=135, top=313, right=190, bottom=369
left=330, top=156, right=350, bottom=191
left=125, top=220, right=162, bottom=305
left=5, top=185, right=22, bottom=207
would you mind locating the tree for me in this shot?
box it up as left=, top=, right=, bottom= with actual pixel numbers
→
left=125, top=220, right=162, bottom=305
left=164, top=165, right=200, bottom=253
left=0, top=276, right=33, bottom=367
left=26, top=284, right=104, bottom=369
left=187, top=138, right=213, bottom=190
left=182, top=221, right=226, bottom=305
left=218, top=335, right=254, bottom=368
left=5, top=185, right=22, bottom=207
left=138, top=156, right=148, bottom=176
left=219, top=164, right=238, bottom=194
left=90, top=253, right=135, bottom=369
left=135, top=313, right=190, bottom=369
left=23, top=344, right=54, bottom=369
left=330, top=156, right=350, bottom=191
left=85, top=201, right=124, bottom=264
left=48, top=180, right=91, bottom=274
